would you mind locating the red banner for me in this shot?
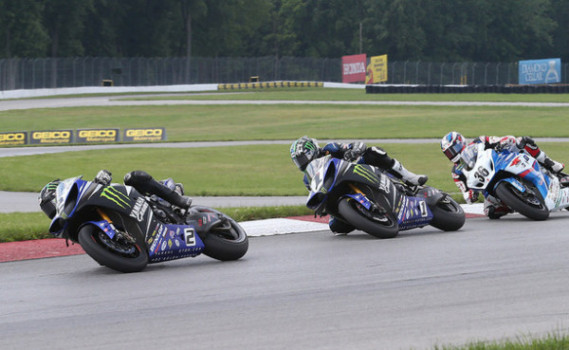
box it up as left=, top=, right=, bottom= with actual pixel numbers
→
left=342, top=54, right=367, bottom=83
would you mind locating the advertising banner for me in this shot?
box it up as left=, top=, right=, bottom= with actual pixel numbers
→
left=123, top=128, right=166, bottom=142
left=366, top=54, right=388, bottom=84
left=0, top=131, right=27, bottom=146
left=76, top=128, right=119, bottom=143
left=342, top=54, right=367, bottom=83
left=519, top=58, right=561, bottom=84
left=30, top=130, right=73, bottom=144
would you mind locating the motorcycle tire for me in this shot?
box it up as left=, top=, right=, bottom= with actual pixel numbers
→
left=429, top=196, right=465, bottom=231
left=495, top=181, right=549, bottom=221
left=78, top=225, right=149, bottom=273
left=197, top=208, right=248, bottom=261
left=337, top=197, right=399, bottom=239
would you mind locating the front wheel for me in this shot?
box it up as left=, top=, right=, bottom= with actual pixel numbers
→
left=337, top=197, right=399, bottom=239
left=78, top=225, right=148, bottom=273
left=429, top=195, right=465, bottom=231
left=495, top=181, right=549, bottom=221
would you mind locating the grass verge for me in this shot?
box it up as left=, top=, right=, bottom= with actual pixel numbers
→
left=0, top=206, right=313, bottom=243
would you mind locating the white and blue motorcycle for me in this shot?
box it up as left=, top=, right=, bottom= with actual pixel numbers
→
left=460, top=143, right=569, bottom=220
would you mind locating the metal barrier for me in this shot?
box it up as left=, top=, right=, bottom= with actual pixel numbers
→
left=1, top=57, right=567, bottom=91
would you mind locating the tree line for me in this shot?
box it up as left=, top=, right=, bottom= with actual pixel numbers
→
left=1, top=0, right=568, bottom=62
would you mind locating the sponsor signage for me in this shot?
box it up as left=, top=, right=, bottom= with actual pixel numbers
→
left=342, top=54, right=367, bottom=83
left=76, top=128, right=119, bottom=143
left=123, top=128, right=166, bottom=142
left=0, top=131, right=27, bottom=146
left=366, top=54, right=388, bottom=84
left=519, top=58, right=561, bottom=84
left=30, top=130, right=73, bottom=144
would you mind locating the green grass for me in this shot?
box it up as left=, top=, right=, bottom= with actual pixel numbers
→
left=0, top=206, right=313, bottom=243
left=121, top=88, right=569, bottom=102
left=1, top=104, right=569, bottom=142
left=434, top=332, right=569, bottom=349
left=2, top=142, right=567, bottom=195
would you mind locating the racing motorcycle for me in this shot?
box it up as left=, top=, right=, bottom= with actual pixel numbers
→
left=46, top=176, right=248, bottom=273
left=460, top=142, right=569, bottom=220
left=304, top=155, right=465, bottom=238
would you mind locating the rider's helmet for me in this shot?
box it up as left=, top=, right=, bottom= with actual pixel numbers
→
left=38, top=180, right=60, bottom=219
left=290, top=136, right=320, bottom=171
left=441, top=131, right=466, bottom=163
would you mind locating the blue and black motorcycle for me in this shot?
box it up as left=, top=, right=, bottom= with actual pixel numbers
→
left=304, top=155, right=465, bottom=238
left=45, top=176, right=248, bottom=273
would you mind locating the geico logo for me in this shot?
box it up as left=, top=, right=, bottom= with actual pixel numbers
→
left=78, top=130, right=116, bottom=138
left=126, top=129, right=162, bottom=137
left=32, top=131, right=71, bottom=139
left=0, top=133, right=25, bottom=141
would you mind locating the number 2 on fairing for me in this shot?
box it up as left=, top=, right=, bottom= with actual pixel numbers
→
left=184, top=228, right=197, bottom=246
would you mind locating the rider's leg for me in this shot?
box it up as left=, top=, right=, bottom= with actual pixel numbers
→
left=362, top=146, right=428, bottom=186
left=124, top=170, right=192, bottom=208
left=519, top=136, right=565, bottom=173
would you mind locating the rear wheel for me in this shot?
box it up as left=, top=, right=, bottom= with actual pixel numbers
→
left=429, top=196, right=465, bottom=231
left=337, top=197, right=399, bottom=239
left=194, top=208, right=248, bottom=261
left=495, top=181, right=549, bottom=221
left=78, top=225, right=148, bottom=273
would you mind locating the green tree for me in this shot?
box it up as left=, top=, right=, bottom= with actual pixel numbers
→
left=0, top=0, right=48, bottom=58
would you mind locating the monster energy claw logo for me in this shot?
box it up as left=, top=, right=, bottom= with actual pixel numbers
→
left=353, top=164, right=378, bottom=183
left=100, top=186, right=131, bottom=208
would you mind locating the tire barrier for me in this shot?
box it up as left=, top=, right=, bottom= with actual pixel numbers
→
left=218, top=81, right=323, bottom=90
left=365, top=84, right=569, bottom=94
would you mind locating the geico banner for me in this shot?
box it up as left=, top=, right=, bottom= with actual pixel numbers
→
left=76, top=128, right=119, bottom=143
left=519, top=58, right=561, bottom=84
left=0, top=131, right=27, bottom=146
left=342, top=54, right=367, bottom=83
left=30, top=130, right=73, bottom=144
left=123, top=128, right=166, bottom=142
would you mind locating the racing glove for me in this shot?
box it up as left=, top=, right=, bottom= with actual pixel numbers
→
left=463, top=189, right=479, bottom=204
left=344, top=142, right=366, bottom=161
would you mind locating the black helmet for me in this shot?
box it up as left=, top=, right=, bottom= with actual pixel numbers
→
left=39, top=180, right=60, bottom=219
left=290, top=136, right=320, bottom=171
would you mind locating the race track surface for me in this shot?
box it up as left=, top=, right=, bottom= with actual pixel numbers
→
left=3, top=94, right=569, bottom=349
left=2, top=213, right=569, bottom=350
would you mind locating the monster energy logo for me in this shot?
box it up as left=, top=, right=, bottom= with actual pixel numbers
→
left=353, top=164, right=378, bottom=183
left=100, top=186, right=131, bottom=208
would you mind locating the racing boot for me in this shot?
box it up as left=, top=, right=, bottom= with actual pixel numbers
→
left=124, top=170, right=192, bottom=209
left=542, top=157, right=565, bottom=173
left=536, top=151, right=565, bottom=173
left=389, top=159, right=428, bottom=186
left=484, top=195, right=513, bottom=219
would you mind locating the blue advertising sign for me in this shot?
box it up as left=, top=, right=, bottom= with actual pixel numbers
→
left=519, top=58, right=561, bottom=84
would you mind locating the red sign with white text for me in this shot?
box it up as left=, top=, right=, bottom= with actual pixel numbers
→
left=342, top=54, right=367, bottom=83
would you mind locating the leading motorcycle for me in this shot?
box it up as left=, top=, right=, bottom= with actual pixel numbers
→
left=304, top=155, right=465, bottom=238
left=460, top=142, right=569, bottom=220
left=45, top=176, right=248, bottom=272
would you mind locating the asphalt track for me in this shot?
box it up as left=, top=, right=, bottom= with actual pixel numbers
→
left=2, top=213, right=569, bottom=350
left=2, top=96, right=569, bottom=349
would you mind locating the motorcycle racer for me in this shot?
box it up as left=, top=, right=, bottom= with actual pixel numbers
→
left=441, top=131, right=569, bottom=219
left=290, top=136, right=428, bottom=234
left=39, top=170, right=192, bottom=220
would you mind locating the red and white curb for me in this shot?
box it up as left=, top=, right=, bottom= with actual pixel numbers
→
left=0, top=204, right=485, bottom=263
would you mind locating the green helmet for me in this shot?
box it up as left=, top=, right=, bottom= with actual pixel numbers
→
left=290, top=136, right=320, bottom=171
